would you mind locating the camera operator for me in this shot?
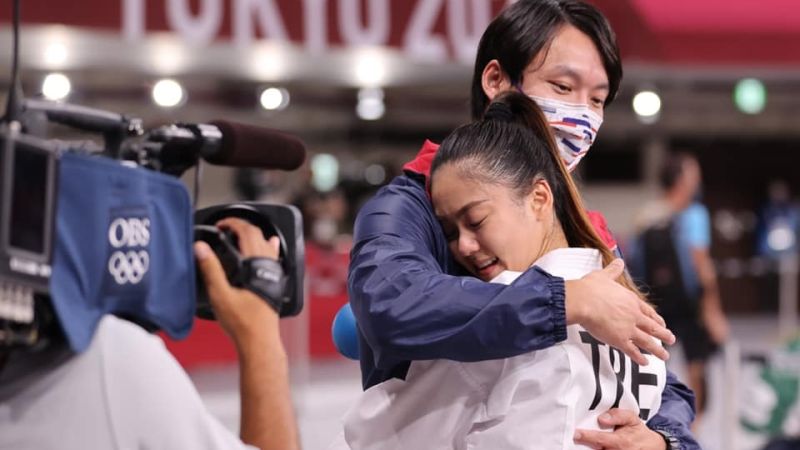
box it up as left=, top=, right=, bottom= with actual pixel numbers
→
left=0, top=218, right=300, bottom=450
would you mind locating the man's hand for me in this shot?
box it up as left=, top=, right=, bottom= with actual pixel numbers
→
left=194, top=218, right=281, bottom=347
left=574, top=409, right=667, bottom=450
left=565, top=259, right=676, bottom=366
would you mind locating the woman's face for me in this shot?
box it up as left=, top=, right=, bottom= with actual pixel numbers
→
left=516, top=25, right=610, bottom=117
left=431, top=164, right=551, bottom=281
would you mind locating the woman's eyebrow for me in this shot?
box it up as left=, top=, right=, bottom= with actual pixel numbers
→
left=455, top=199, right=489, bottom=219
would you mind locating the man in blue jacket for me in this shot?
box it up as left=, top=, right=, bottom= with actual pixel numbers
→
left=349, top=1, right=698, bottom=448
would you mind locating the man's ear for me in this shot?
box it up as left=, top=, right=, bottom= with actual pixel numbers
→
left=482, top=60, right=513, bottom=101
left=529, top=179, right=554, bottom=219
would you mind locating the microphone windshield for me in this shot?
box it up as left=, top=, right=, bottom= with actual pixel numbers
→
left=207, top=120, right=306, bottom=170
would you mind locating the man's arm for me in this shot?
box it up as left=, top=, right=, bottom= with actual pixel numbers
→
left=195, top=218, right=300, bottom=450
left=351, top=231, right=567, bottom=364
left=350, top=180, right=671, bottom=367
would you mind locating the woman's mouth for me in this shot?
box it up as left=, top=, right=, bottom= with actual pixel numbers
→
left=475, top=257, right=500, bottom=280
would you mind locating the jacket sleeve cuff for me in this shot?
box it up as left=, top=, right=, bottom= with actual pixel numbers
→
left=652, top=427, right=682, bottom=450
left=548, top=276, right=567, bottom=343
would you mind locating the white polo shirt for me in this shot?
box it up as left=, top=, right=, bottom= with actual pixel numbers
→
left=0, top=315, right=256, bottom=450
left=340, top=248, right=666, bottom=450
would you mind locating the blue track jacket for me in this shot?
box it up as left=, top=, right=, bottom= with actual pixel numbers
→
left=348, top=141, right=700, bottom=449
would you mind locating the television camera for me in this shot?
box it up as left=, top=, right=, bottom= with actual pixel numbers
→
left=0, top=23, right=305, bottom=350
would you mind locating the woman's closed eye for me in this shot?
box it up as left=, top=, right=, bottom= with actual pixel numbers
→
left=467, top=217, right=486, bottom=230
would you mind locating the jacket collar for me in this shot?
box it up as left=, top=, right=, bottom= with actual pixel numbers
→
left=402, top=140, right=440, bottom=181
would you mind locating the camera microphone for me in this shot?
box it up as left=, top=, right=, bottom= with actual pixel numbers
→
left=138, top=120, right=306, bottom=175
left=206, top=120, right=306, bottom=171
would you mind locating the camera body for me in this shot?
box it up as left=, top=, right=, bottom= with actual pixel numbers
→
left=0, top=109, right=306, bottom=350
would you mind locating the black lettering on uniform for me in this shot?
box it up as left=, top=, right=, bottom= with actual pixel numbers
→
left=608, top=347, right=626, bottom=408
left=580, top=331, right=605, bottom=410
left=632, top=360, right=659, bottom=420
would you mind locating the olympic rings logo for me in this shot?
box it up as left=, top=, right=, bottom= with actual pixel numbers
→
left=108, top=250, right=150, bottom=285
left=107, top=217, right=151, bottom=285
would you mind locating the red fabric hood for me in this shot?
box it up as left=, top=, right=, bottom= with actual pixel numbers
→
left=402, top=140, right=439, bottom=180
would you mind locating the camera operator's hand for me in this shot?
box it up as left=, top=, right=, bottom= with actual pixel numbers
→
left=195, top=218, right=281, bottom=346
left=194, top=218, right=300, bottom=450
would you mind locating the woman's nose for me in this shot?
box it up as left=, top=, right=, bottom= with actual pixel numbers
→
left=457, top=233, right=479, bottom=256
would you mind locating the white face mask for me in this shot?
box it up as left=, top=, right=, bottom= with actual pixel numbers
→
left=529, top=95, right=603, bottom=172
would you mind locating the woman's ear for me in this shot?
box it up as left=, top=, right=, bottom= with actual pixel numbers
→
left=482, top=60, right=513, bottom=101
left=529, top=179, right=554, bottom=219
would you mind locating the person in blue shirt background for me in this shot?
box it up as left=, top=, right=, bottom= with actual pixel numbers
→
left=630, top=152, right=729, bottom=432
left=756, top=180, right=800, bottom=260
left=348, top=1, right=698, bottom=448
left=754, top=180, right=800, bottom=314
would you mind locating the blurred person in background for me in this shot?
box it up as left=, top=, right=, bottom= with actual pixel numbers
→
left=0, top=219, right=300, bottom=450
left=755, top=180, right=800, bottom=312
left=348, top=0, right=697, bottom=448
left=756, top=180, right=800, bottom=261
left=630, top=152, right=729, bottom=430
left=297, top=188, right=352, bottom=358
left=299, top=188, right=350, bottom=249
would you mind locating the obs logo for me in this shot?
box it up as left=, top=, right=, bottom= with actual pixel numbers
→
left=107, top=217, right=151, bottom=285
